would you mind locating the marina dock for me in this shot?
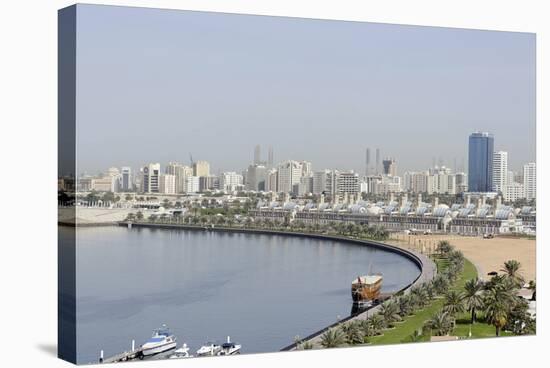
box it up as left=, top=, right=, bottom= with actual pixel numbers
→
left=100, top=346, right=176, bottom=364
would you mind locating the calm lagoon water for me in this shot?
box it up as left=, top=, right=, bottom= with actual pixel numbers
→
left=69, top=226, right=420, bottom=363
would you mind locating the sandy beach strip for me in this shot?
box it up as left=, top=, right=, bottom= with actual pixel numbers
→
left=388, top=233, right=536, bottom=282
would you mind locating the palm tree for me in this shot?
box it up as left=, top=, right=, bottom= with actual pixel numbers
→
left=410, top=286, right=428, bottom=309
left=484, top=287, right=511, bottom=336
left=506, top=298, right=535, bottom=335
left=404, top=329, right=423, bottom=343
left=379, top=301, right=402, bottom=327
left=424, top=311, right=454, bottom=336
left=443, top=290, right=465, bottom=317
left=320, top=328, right=346, bottom=348
left=485, top=274, right=517, bottom=295
left=398, top=295, right=414, bottom=317
left=368, top=314, right=385, bottom=335
left=300, top=341, right=314, bottom=350
left=449, top=251, right=465, bottom=268
left=356, top=319, right=372, bottom=338
left=425, top=283, right=436, bottom=301
left=501, top=260, right=525, bottom=288
left=340, top=322, right=363, bottom=345
left=432, top=275, right=450, bottom=295
left=463, top=278, right=484, bottom=324
left=436, top=240, right=453, bottom=256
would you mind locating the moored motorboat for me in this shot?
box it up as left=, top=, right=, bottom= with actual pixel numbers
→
left=196, top=342, right=222, bottom=356
left=217, top=336, right=241, bottom=356
left=141, top=325, right=177, bottom=356
left=169, top=343, right=193, bottom=359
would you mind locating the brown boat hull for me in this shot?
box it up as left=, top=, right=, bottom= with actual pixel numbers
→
left=351, top=278, right=382, bottom=303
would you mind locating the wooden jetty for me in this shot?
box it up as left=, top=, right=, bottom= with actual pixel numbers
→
left=100, top=340, right=144, bottom=364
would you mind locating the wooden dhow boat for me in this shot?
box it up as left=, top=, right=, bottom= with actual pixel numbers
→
left=351, top=274, right=383, bottom=304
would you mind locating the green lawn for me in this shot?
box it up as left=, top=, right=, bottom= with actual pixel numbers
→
left=369, top=299, right=446, bottom=344
left=368, top=256, right=507, bottom=344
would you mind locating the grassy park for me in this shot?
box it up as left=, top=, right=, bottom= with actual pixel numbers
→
left=303, top=240, right=534, bottom=350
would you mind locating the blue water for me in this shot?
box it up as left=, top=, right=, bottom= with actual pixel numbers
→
left=70, top=226, right=420, bottom=363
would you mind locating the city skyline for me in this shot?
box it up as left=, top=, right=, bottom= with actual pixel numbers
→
left=74, top=5, right=535, bottom=174
left=77, top=138, right=533, bottom=179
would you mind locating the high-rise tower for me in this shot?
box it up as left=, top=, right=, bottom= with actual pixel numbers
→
left=365, top=148, right=371, bottom=176
left=492, top=151, right=508, bottom=193
left=268, top=146, right=274, bottom=168
left=254, top=145, right=261, bottom=165
left=375, top=148, right=380, bottom=174
left=468, top=132, right=494, bottom=192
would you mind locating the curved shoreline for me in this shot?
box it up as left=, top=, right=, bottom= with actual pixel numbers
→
left=117, top=221, right=436, bottom=350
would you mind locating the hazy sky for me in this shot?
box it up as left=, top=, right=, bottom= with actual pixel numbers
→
left=75, top=4, right=535, bottom=176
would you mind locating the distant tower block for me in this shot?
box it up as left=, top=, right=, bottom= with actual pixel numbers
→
left=254, top=144, right=261, bottom=164
left=375, top=148, right=380, bottom=174
left=268, top=145, right=274, bottom=168
left=366, top=148, right=371, bottom=175
left=382, top=158, right=397, bottom=177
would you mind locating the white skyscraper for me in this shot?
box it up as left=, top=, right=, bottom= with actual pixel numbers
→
left=185, top=176, right=200, bottom=193
left=300, top=161, right=313, bottom=177
left=403, top=171, right=429, bottom=193
left=166, top=162, right=192, bottom=193
left=220, top=172, right=243, bottom=192
left=504, top=182, right=525, bottom=202
left=159, top=174, right=176, bottom=194
left=492, top=151, right=508, bottom=193
left=507, top=170, right=515, bottom=186
left=266, top=169, right=278, bottom=192
left=523, top=162, right=536, bottom=200
left=337, top=171, right=359, bottom=195
left=142, top=163, right=160, bottom=193
left=313, top=169, right=339, bottom=197
left=277, top=160, right=302, bottom=193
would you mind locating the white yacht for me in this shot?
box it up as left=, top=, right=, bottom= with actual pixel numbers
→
left=141, top=325, right=177, bottom=356
left=169, top=343, right=193, bottom=359
left=217, top=336, right=241, bottom=356
left=196, top=342, right=222, bottom=356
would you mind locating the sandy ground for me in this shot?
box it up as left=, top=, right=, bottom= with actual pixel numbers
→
left=388, top=233, right=536, bottom=282
left=58, top=207, right=154, bottom=224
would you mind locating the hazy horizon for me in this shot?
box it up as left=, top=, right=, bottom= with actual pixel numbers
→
left=74, top=4, right=536, bottom=176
